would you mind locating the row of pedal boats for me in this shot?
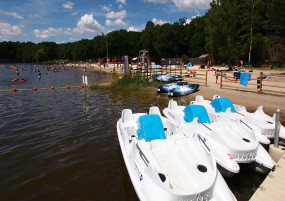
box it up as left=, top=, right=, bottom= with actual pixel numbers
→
left=117, top=95, right=285, bottom=201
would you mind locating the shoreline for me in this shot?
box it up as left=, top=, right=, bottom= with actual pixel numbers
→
left=71, top=63, right=285, bottom=122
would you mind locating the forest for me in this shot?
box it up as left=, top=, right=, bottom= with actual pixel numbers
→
left=0, top=0, right=284, bottom=67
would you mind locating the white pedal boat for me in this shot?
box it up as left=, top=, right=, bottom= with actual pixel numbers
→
left=234, top=104, right=285, bottom=145
left=192, top=95, right=271, bottom=145
left=163, top=100, right=276, bottom=175
left=117, top=107, right=236, bottom=201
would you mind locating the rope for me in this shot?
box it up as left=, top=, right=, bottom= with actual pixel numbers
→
left=0, top=86, right=87, bottom=92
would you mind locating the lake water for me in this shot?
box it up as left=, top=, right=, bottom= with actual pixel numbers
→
left=0, top=64, right=267, bottom=201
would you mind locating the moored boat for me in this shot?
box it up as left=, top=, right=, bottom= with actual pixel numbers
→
left=117, top=106, right=237, bottom=201
left=154, top=73, right=184, bottom=82
left=156, top=82, right=188, bottom=93
left=168, top=84, right=199, bottom=97
left=163, top=100, right=276, bottom=175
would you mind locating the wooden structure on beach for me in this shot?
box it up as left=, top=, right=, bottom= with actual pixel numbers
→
left=219, top=71, right=285, bottom=95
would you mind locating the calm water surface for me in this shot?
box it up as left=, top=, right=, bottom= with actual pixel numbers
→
left=0, top=64, right=267, bottom=201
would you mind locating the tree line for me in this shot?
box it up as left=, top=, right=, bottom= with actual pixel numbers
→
left=0, top=0, right=284, bottom=67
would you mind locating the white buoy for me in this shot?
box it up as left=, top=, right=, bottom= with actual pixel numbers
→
left=82, top=75, right=88, bottom=86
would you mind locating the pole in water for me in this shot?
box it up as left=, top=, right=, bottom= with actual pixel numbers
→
left=274, top=109, right=281, bottom=148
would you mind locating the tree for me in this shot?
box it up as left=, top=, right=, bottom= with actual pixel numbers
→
left=206, top=0, right=240, bottom=67
left=36, top=48, right=47, bottom=63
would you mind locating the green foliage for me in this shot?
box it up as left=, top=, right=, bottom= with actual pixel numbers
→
left=111, top=73, right=158, bottom=90
left=205, top=0, right=284, bottom=67
left=36, top=48, right=47, bottom=63
left=181, top=54, right=189, bottom=64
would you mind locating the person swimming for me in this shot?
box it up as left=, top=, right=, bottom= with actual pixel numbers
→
left=38, top=70, right=41, bottom=79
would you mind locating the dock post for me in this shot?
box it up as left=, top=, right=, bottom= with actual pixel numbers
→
left=205, top=70, right=208, bottom=87
left=259, top=72, right=263, bottom=94
left=124, top=55, right=129, bottom=75
left=220, top=71, right=223, bottom=89
left=274, top=109, right=281, bottom=148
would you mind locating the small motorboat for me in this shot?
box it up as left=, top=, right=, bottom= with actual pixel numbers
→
left=163, top=100, right=276, bottom=175
left=156, top=82, right=188, bottom=93
left=117, top=107, right=237, bottom=201
left=168, top=84, right=199, bottom=97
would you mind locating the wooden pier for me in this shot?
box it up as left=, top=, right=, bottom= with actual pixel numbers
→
left=250, top=144, right=285, bottom=201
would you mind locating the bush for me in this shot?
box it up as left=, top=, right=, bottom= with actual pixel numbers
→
left=111, top=72, right=159, bottom=90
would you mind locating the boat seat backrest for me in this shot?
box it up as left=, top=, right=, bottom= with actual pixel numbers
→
left=149, top=106, right=161, bottom=116
left=122, top=109, right=135, bottom=126
left=213, top=95, right=220, bottom=100
left=195, top=95, right=204, bottom=103
left=138, top=114, right=166, bottom=142
left=168, top=100, right=177, bottom=110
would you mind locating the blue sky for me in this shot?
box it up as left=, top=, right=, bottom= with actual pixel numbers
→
left=0, top=0, right=211, bottom=43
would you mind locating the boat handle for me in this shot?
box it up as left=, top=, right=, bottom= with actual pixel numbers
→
left=136, top=144, right=149, bottom=167
left=240, top=119, right=252, bottom=130
left=263, top=108, right=274, bottom=115
left=198, top=134, right=211, bottom=152
left=198, top=120, right=212, bottom=131
left=231, top=109, right=245, bottom=117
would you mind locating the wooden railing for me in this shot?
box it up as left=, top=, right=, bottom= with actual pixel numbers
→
left=131, top=64, right=183, bottom=80
left=184, top=69, right=208, bottom=86
left=220, top=71, right=285, bottom=95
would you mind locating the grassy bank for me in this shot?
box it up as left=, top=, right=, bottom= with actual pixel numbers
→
left=90, top=72, right=160, bottom=90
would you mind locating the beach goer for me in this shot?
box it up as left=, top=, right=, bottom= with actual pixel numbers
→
left=16, top=69, right=19, bottom=76
left=38, top=70, right=41, bottom=79
left=216, top=70, right=220, bottom=84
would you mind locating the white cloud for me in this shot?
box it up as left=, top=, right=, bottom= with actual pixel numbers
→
left=62, top=1, right=74, bottom=9
left=184, top=18, right=191, bottom=25
left=152, top=18, right=169, bottom=25
left=144, top=0, right=169, bottom=3
left=28, top=13, right=41, bottom=18
left=106, top=10, right=126, bottom=19
left=171, top=0, right=211, bottom=10
left=0, top=9, right=23, bottom=20
left=0, top=23, right=23, bottom=35
left=75, top=14, right=104, bottom=33
left=127, top=27, right=138, bottom=32
left=71, top=11, right=78, bottom=15
left=192, top=14, right=200, bottom=19
left=116, top=0, right=126, bottom=4
left=34, top=14, right=104, bottom=39
left=34, top=27, right=62, bottom=39
left=145, top=0, right=211, bottom=10
left=106, top=19, right=127, bottom=27
left=118, top=4, right=123, bottom=9
left=101, top=5, right=111, bottom=12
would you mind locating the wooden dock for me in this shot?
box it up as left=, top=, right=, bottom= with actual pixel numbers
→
left=250, top=144, right=285, bottom=201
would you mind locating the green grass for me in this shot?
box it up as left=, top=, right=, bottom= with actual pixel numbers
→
left=111, top=73, right=159, bottom=90
left=90, top=71, right=161, bottom=90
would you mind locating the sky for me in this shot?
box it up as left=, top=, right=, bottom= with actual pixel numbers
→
left=0, top=0, right=212, bottom=43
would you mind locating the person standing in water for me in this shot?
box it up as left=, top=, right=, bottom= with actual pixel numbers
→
left=38, top=70, right=41, bottom=79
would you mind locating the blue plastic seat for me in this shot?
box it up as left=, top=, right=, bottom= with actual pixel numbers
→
left=137, top=114, right=166, bottom=142
left=210, top=98, right=236, bottom=113
left=183, top=105, right=211, bottom=124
